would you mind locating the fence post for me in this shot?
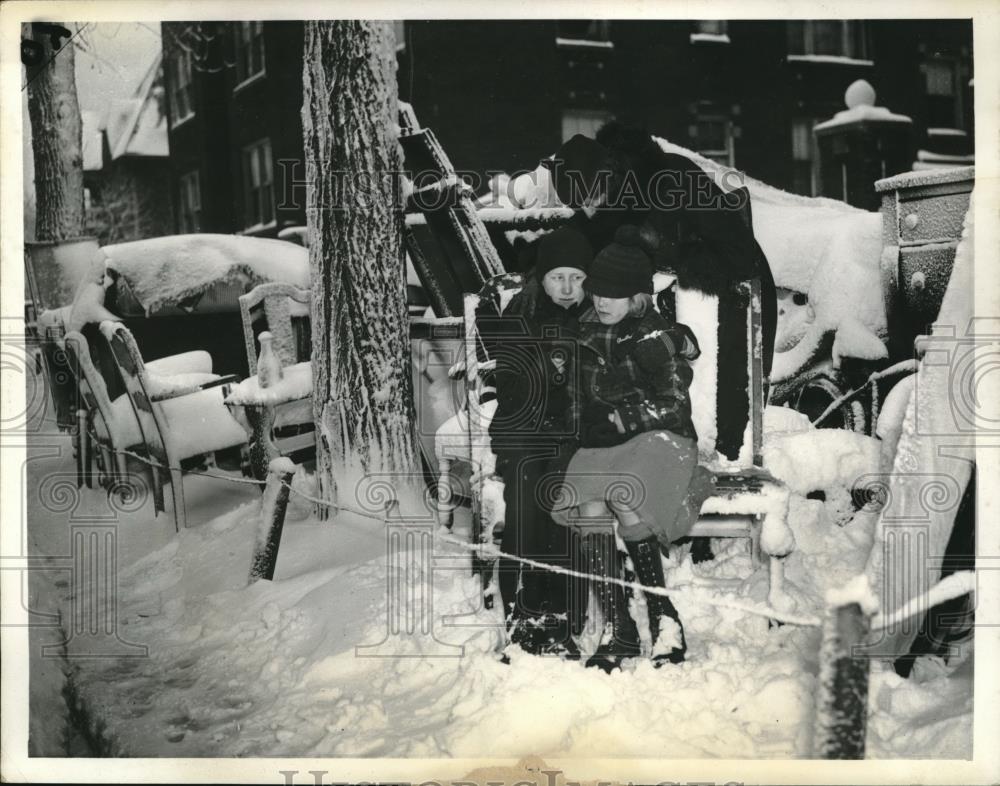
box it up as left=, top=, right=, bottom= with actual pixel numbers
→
left=248, top=459, right=296, bottom=583
left=813, top=599, right=873, bottom=758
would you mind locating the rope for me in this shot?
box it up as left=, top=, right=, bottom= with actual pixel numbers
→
left=88, top=435, right=975, bottom=632
left=436, top=532, right=824, bottom=628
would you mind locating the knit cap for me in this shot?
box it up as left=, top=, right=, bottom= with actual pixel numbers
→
left=535, top=227, right=593, bottom=278
left=584, top=224, right=653, bottom=299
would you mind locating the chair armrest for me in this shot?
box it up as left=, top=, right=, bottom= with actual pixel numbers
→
left=197, top=374, right=240, bottom=391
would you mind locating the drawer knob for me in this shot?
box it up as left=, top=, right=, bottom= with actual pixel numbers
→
left=904, top=212, right=920, bottom=230
left=910, top=271, right=926, bottom=292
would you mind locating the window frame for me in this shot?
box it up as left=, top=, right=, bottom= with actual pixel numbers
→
left=168, top=46, right=195, bottom=126
left=786, top=20, right=871, bottom=64
left=178, top=169, right=202, bottom=233
left=691, top=113, right=735, bottom=168
left=233, top=21, right=267, bottom=91
left=242, top=138, right=275, bottom=232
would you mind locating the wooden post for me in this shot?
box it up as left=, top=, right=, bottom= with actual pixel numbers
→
left=248, top=462, right=295, bottom=583
left=813, top=600, right=872, bottom=758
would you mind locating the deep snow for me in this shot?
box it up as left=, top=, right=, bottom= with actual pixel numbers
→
left=26, top=408, right=973, bottom=759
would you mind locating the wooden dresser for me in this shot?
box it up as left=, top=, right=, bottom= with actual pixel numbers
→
left=875, top=166, right=974, bottom=360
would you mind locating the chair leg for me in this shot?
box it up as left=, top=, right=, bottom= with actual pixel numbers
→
left=82, top=424, right=93, bottom=490
left=750, top=515, right=763, bottom=570
left=74, top=410, right=86, bottom=488
left=150, top=463, right=165, bottom=516
left=436, top=456, right=454, bottom=529
left=168, top=466, right=186, bottom=531
left=99, top=445, right=114, bottom=488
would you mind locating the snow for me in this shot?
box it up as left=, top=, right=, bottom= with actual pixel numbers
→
left=690, top=32, right=731, bottom=44
left=813, top=104, right=912, bottom=132
left=862, top=193, right=977, bottom=659
left=225, top=361, right=312, bottom=407
left=103, top=234, right=310, bottom=314
left=786, top=54, right=875, bottom=66
left=825, top=574, right=879, bottom=615
left=763, top=428, right=880, bottom=498
left=649, top=136, right=889, bottom=382
left=27, top=410, right=973, bottom=759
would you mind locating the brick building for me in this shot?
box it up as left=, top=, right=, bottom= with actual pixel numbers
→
left=161, top=19, right=973, bottom=235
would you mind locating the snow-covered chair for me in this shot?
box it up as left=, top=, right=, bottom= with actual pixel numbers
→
left=237, top=282, right=316, bottom=470
left=427, top=305, right=497, bottom=530
left=100, top=321, right=248, bottom=531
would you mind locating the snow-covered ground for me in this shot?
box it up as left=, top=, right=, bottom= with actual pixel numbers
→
left=26, top=408, right=972, bottom=759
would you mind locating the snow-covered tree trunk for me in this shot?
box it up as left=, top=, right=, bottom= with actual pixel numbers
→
left=302, top=21, right=420, bottom=513
left=25, top=22, right=85, bottom=241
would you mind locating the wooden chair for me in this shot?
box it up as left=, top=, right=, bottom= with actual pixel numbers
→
left=237, top=282, right=315, bottom=472
left=100, top=321, right=248, bottom=531
left=63, top=330, right=142, bottom=489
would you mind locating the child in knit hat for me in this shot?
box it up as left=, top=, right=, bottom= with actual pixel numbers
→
left=548, top=224, right=700, bottom=671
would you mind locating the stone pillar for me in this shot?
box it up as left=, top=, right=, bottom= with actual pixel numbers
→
left=814, top=80, right=914, bottom=211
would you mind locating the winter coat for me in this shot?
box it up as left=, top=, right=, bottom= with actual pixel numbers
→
left=567, top=302, right=698, bottom=448
left=477, top=272, right=585, bottom=462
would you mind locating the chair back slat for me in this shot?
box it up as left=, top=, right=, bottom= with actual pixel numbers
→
left=238, top=282, right=311, bottom=375
left=100, top=321, right=169, bottom=467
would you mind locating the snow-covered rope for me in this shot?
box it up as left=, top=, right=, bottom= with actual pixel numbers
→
left=869, top=571, right=975, bottom=633
left=94, top=439, right=976, bottom=633
left=436, top=532, right=824, bottom=628
left=101, top=443, right=388, bottom=522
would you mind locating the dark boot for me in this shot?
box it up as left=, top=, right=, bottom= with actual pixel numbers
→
left=582, top=532, right=641, bottom=673
left=624, top=536, right=687, bottom=665
left=509, top=611, right=580, bottom=659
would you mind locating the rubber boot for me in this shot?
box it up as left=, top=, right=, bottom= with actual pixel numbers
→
left=624, top=536, right=687, bottom=665
left=582, top=532, right=641, bottom=673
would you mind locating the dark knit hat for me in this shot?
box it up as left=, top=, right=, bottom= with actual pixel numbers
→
left=535, top=227, right=593, bottom=278
left=584, top=225, right=653, bottom=299
left=543, top=134, right=611, bottom=208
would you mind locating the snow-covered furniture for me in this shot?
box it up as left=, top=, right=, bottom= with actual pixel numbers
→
left=238, top=282, right=312, bottom=374
left=100, top=321, right=248, bottom=531
left=236, top=282, right=316, bottom=475
left=224, top=362, right=315, bottom=482
left=426, top=307, right=497, bottom=531
left=63, top=330, right=142, bottom=489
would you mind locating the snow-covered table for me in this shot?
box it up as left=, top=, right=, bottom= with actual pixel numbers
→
left=224, top=362, right=313, bottom=480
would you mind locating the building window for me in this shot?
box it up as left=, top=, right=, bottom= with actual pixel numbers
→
left=168, top=47, right=194, bottom=125
left=178, top=170, right=201, bottom=233
left=791, top=118, right=820, bottom=196
left=234, top=21, right=266, bottom=87
left=923, top=59, right=962, bottom=129
left=691, top=20, right=730, bottom=43
left=558, top=20, right=611, bottom=42
left=561, top=109, right=613, bottom=141
left=787, top=20, right=869, bottom=61
left=243, top=139, right=274, bottom=230
left=690, top=114, right=734, bottom=167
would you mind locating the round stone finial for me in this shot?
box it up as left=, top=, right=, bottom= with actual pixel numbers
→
left=845, top=79, right=876, bottom=109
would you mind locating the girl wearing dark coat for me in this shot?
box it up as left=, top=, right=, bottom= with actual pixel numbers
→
left=543, top=122, right=776, bottom=461
left=549, top=225, right=697, bottom=672
left=478, top=227, right=593, bottom=657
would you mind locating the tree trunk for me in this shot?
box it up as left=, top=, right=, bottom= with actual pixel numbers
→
left=303, top=21, right=420, bottom=514
left=25, top=22, right=85, bottom=241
